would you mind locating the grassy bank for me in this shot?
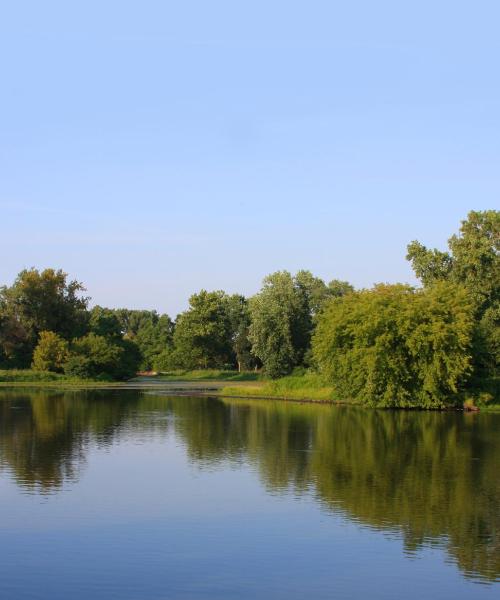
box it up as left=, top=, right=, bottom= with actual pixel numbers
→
left=0, top=369, right=119, bottom=388
left=220, top=372, right=344, bottom=403
left=156, top=369, right=260, bottom=382
left=221, top=372, right=500, bottom=409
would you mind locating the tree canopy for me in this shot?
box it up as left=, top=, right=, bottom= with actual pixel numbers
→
left=313, top=282, right=475, bottom=408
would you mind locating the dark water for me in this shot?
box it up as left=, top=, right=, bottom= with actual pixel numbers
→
left=0, top=390, right=498, bottom=599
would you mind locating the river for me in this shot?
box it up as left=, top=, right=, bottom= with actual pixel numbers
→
left=0, top=388, right=498, bottom=599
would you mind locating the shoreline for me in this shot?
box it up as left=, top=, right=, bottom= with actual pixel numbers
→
left=0, top=379, right=498, bottom=411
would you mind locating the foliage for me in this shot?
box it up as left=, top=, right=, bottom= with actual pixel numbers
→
left=407, top=210, right=499, bottom=387
left=133, top=313, right=174, bottom=369
left=249, top=271, right=313, bottom=378
left=89, top=306, right=123, bottom=338
left=0, top=268, right=88, bottom=367
left=405, top=243, right=453, bottom=287
left=326, top=279, right=355, bottom=299
left=226, top=294, right=257, bottom=371
left=172, top=290, right=234, bottom=369
left=407, top=210, right=499, bottom=311
left=64, top=333, right=140, bottom=380
left=312, top=282, right=475, bottom=408
left=0, top=313, right=29, bottom=367
left=32, top=331, right=69, bottom=373
left=90, top=308, right=174, bottom=370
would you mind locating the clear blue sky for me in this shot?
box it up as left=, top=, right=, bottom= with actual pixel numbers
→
left=1, top=1, right=498, bottom=316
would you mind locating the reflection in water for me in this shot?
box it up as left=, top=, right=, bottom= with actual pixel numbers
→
left=0, top=390, right=498, bottom=583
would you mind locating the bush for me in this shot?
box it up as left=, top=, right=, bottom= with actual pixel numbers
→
left=64, top=333, right=140, bottom=380
left=32, top=331, right=69, bottom=373
left=63, top=354, right=93, bottom=378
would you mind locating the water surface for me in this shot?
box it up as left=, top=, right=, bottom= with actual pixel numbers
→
left=0, top=389, right=498, bottom=599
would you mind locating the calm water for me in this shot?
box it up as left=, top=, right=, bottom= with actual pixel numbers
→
left=0, top=389, right=498, bottom=599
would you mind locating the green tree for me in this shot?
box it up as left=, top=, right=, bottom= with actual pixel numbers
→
left=295, top=271, right=354, bottom=316
left=226, top=294, right=257, bottom=372
left=89, top=306, right=122, bottom=338
left=407, top=210, right=499, bottom=310
left=109, top=309, right=174, bottom=369
left=249, top=271, right=311, bottom=378
left=0, top=268, right=88, bottom=366
left=312, top=282, right=474, bottom=408
left=407, top=210, right=499, bottom=385
left=133, top=313, right=174, bottom=369
left=0, top=312, right=29, bottom=367
left=172, top=290, right=233, bottom=369
left=327, top=279, right=355, bottom=299
left=32, top=331, right=69, bottom=373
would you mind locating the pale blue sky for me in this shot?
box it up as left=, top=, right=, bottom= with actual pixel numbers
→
left=1, top=1, right=498, bottom=316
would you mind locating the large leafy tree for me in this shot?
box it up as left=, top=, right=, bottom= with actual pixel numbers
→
left=407, top=210, right=499, bottom=382
left=248, top=271, right=312, bottom=378
left=133, top=313, right=174, bottom=369
left=313, top=282, right=474, bottom=408
left=407, top=210, right=499, bottom=311
left=0, top=268, right=88, bottom=367
left=172, top=290, right=234, bottom=369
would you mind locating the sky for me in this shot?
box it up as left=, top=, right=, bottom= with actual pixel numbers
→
left=0, top=1, right=498, bottom=316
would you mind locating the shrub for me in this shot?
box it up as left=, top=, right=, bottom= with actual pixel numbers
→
left=32, top=331, right=69, bottom=373
left=64, top=333, right=139, bottom=380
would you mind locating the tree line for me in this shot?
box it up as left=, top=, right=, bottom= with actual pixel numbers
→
left=0, top=210, right=498, bottom=406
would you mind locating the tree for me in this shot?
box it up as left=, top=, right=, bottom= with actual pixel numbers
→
left=312, top=282, right=474, bottom=408
left=294, top=271, right=354, bottom=317
left=89, top=306, right=122, bottom=338
left=407, top=210, right=499, bottom=384
left=133, top=313, right=174, bottom=369
left=0, top=268, right=88, bottom=366
left=32, top=331, right=69, bottom=373
left=327, top=279, right=355, bottom=299
left=407, top=210, right=499, bottom=311
left=249, top=271, right=311, bottom=378
left=226, top=294, right=256, bottom=371
left=0, top=313, right=29, bottom=367
left=172, top=291, right=233, bottom=369
left=108, top=309, right=174, bottom=369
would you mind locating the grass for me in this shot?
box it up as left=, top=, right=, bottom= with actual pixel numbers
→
left=0, top=369, right=119, bottom=388
left=220, top=372, right=345, bottom=403
left=154, top=369, right=261, bottom=382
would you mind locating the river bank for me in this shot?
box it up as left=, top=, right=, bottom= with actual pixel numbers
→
left=1, top=369, right=498, bottom=410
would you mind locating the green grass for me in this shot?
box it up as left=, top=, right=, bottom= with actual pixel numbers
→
left=220, top=372, right=346, bottom=403
left=154, top=369, right=260, bottom=382
left=0, top=369, right=118, bottom=387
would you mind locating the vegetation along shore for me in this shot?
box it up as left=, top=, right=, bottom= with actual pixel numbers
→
left=0, top=211, right=498, bottom=409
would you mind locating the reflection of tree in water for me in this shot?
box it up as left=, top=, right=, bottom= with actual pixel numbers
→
left=0, top=391, right=498, bottom=581
left=0, top=390, right=149, bottom=492
left=166, top=397, right=500, bottom=583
